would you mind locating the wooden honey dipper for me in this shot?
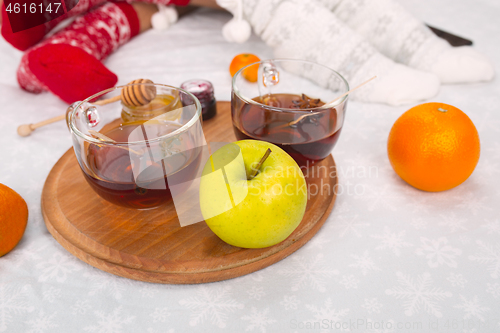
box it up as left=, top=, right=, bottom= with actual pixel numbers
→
left=17, top=79, right=157, bottom=137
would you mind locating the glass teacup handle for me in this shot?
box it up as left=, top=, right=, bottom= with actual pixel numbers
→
left=260, top=60, right=279, bottom=88
left=66, top=102, right=100, bottom=130
left=257, top=60, right=280, bottom=104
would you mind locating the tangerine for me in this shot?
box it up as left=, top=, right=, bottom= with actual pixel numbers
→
left=387, top=102, right=480, bottom=192
left=229, top=53, right=260, bottom=82
left=0, top=184, right=29, bottom=257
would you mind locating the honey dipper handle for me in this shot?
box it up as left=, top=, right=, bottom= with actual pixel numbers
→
left=31, top=114, right=66, bottom=129
left=17, top=78, right=154, bottom=137
left=17, top=114, right=67, bottom=137
left=17, top=95, right=120, bottom=137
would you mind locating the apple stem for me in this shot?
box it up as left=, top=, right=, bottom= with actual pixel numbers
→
left=248, top=148, right=272, bottom=180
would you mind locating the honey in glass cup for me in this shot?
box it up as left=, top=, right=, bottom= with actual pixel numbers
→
left=68, top=83, right=204, bottom=209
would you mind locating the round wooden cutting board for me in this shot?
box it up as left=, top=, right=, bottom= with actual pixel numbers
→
left=41, top=101, right=338, bottom=284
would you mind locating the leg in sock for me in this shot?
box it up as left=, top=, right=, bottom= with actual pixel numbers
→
left=1, top=0, right=107, bottom=51
left=17, top=1, right=141, bottom=103
left=243, top=0, right=440, bottom=105
left=1, top=0, right=191, bottom=51
left=319, top=0, right=494, bottom=83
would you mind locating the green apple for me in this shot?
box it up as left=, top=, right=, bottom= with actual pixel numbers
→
left=199, top=140, right=307, bottom=248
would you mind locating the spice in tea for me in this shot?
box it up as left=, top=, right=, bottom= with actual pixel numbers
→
left=232, top=93, right=342, bottom=167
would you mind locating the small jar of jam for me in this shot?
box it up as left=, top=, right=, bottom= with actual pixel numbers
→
left=181, top=79, right=217, bottom=121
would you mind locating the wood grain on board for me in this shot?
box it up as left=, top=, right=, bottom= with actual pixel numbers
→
left=42, top=101, right=338, bottom=283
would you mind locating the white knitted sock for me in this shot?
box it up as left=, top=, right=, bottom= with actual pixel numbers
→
left=242, top=0, right=439, bottom=105
left=318, top=0, right=495, bottom=84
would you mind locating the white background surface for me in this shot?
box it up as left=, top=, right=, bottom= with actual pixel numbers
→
left=1, top=0, right=499, bottom=332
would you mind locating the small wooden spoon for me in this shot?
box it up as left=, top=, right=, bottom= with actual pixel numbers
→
left=17, top=79, right=156, bottom=137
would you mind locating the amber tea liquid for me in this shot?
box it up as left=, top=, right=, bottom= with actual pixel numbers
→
left=84, top=123, right=201, bottom=209
left=232, top=93, right=343, bottom=167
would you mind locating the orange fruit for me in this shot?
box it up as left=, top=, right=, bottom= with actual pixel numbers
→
left=229, top=53, right=260, bottom=82
left=0, top=184, right=29, bottom=257
left=387, top=102, right=480, bottom=192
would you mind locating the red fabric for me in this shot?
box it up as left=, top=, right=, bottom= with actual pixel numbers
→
left=1, top=3, right=49, bottom=51
left=26, top=44, right=118, bottom=104
left=164, top=0, right=190, bottom=5
left=139, top=0, right=191, bottom=6
left=17, top=1, right=138, bottom=103
left=113, top=1, right=140, bottom=38
left=1, top=0, right=107, bottom=51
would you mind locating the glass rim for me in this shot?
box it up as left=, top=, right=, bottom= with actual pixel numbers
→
left=68, top=83, right=202, bottom=146
left=232, top=58, right=350, bottom=113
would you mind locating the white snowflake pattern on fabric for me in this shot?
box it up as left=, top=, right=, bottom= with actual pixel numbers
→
left=363, top=185, right=400, bottom=212
left=333, top=200, right=351, bottom=215
left=349, top=251, right=381, bottom=275
left=410, top=218, right=427, bottom=230
left=438, top=213, right=468, bottom=232
left=343, top=120, right=379, bottom=141
left=486, top=283, right=500, bottom=298
left=247, top=286, right=265, bottom=300
left=0, top=284, right=35, bottom=332
left=477, top=112, right=500, bottom=133
left=457, top=194, right=490, bottom=216
left=485, top=142, right=500, bottom=159
left=138, top=284, right=166, bottom=298
left=250, top=272, right=264, bottom=282
left=2, top=158, right=26, bottom=174
left=42, top=287, right=61, bottom=303
left=280, top=295, right=300, bottom=311
left=241, top=307, right=277, bottom=333
left=361, top=298, right=383, bottom=314
left=23, top=179, right=45, bottom=197
left=477, top=160, right=500, bottom=178
left=305, top=298, right=349, bottom=331
left=150, top=308, right=170, bottom=323
left=71, top=300, right=91, bottom=315
left=2, top=242, right=47, bottom=269
left=453, top=295, right=490, bottom=322
left=83, top=306, right=135, bottom=333
left=468, top=240, right=500, bottom=278
left=339, top=275, right=359, bottom=289
left=385, top=272, right=452, bottom=317
left=458, top=235, right=471, bottom=245
left=371, top=227, right=413, bottom=256
left=84, top=270, right=133, bottom=300
left=415, top=237, right=462, bottom=268
left=446, top=273, right=467, bottom=288
left=146, top=329, right=174, bottom=333
left=330, top=215, right=370, bottom=238
left=179, top=285, right=244, bottom=328
left=278, top=254, right=339, bottom=292
left=26, top=309, right=58, bottom=333
left=1, top=3, right=500, bottom=331
left=36, top=252, right=82, bottom=283
left=307, top=236, right=331, bottom=249
left=484, top=220, right=500, bottom=235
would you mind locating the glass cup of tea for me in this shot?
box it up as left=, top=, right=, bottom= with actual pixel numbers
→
left=231, top=59, right=349, bottom=167
left=67, top=82, right=204, bottom=209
